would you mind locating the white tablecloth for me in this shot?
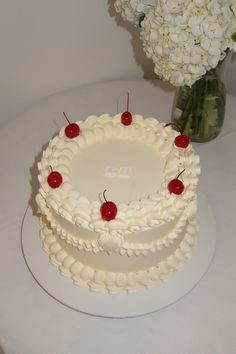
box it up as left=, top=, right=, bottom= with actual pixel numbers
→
left=0, top=80, right=236, bottom=354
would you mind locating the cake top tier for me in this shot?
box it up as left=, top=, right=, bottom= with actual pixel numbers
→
left=36, top=114, right=200, bottom=235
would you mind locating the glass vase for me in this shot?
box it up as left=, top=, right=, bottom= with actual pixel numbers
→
left=171, top=63, right=226, bottom=142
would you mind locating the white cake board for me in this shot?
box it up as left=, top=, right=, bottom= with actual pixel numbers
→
left=21, top=193, right=216, bottom=318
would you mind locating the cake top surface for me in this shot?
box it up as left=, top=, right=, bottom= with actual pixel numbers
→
left=36, top=114, right=200, bottom=235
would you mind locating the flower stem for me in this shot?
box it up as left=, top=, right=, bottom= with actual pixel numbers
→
left=180, top=93, right=193, bottom=135
left=200, top=81, right=209, bottom=137
left=172, top=62, right=226, bottom=142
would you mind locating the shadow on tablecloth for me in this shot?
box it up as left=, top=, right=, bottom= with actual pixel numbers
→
left=29, top=142, right=49, bottom=216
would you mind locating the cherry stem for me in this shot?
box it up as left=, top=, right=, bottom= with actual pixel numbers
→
left=126, top=92, right=130, bottom=112
left=176, top=169, right=185, bottom=180
left=165, top=122, right=183, bottom=134
left=49, top=165, right=53, bottom=172
left=103, top=189, right=108, bottom=203
left=63, top=112, right=71, bottom=125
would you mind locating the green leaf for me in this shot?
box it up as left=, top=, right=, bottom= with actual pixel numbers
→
left=232, top=32, right=236, bottom=42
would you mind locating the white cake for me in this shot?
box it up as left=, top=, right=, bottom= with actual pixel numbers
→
left=36, top=113, right=200, bottom=293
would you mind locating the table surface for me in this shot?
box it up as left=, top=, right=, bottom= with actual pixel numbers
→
left=0, top=79, right=236, bottom=354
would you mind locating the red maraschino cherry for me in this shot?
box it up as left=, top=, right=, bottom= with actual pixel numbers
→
left=168, top=169, right=185, bottom=195
left=47, top=166, right=63, bottom=189
left=63, top=112, right=80, bottom=139
left=165, top=123, right=189, bottom=149
left=100, top=190, right=117, bottom=221
left=174, top=134, right=190, bottom=148
left=121, top=92, right=132, bottom=126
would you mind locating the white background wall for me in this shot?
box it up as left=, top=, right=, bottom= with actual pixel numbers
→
left=0, top=0, right=235, bottom=126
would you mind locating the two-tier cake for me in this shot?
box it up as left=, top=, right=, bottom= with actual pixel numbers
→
left=36, top=112, right=200, bottom=293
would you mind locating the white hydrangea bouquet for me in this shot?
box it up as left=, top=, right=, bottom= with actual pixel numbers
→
left=114, top=0, right=236, bottom=141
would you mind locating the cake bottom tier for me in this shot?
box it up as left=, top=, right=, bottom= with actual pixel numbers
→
left=40, top=218, right=199, bottom=294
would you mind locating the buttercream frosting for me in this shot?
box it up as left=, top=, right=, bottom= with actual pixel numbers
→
left=36, top=113, right=200, bottom=293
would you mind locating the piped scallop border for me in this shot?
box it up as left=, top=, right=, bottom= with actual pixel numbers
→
left=36, top=114, right=200, bottom=236
left=40, top=217, right=199, bottom=294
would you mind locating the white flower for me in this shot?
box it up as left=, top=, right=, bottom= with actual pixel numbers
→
left=114, top=0, right=158, bottom=26
left=114, top=0, right=236, bottom=86
left=140, top=0, right=236, bottom=86
left=229, top=1, right=236, bottom=51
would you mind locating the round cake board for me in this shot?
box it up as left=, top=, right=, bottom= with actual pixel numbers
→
left=21, top=193, right=216, bottom=318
